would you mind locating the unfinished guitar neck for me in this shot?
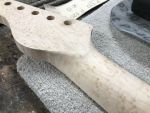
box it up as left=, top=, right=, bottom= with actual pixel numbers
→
left=0, top=0, right=150, bottom=113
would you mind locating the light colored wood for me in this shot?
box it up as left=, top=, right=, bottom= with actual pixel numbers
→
left=0, top=0, right=150, bottom=113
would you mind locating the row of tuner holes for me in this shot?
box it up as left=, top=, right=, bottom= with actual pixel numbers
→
left=4, top=2, right=72, bottom=25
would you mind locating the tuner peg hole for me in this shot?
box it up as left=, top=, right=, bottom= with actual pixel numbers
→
left=4, top=2, right=11, bottom=5
left=47, top=16, right=55, bottom=20
left=64, top=20, right=72, bottom=25
left=17, top=6, right=25, bottom=10
left=32, top=11, right=39, bottom=15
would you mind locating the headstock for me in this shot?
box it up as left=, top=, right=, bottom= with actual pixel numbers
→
left=0, top=0, right=93, bottom=56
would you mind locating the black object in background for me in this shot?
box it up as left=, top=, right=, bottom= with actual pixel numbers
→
left=132, top=0, right=150, bottom=21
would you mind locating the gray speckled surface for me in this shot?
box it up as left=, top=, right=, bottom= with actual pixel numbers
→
left=111, top=0, right=150, bottom=43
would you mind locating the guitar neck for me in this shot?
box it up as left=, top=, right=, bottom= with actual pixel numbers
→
left=49, top=45, right=150, bottom=113
left=0, top=0, right=150, bottom=113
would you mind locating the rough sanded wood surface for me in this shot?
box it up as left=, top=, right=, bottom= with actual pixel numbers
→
left=0, top=0, right=150, bottom=113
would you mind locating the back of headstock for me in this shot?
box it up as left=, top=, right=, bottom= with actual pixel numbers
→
left=0, top=0, right=93, bottom=58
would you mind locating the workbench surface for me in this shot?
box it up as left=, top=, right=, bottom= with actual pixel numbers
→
left=0, top=25, right=50, bottom=113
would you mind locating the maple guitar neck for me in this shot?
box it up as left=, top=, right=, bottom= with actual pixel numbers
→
left=0, top=0, right=150, bottom=113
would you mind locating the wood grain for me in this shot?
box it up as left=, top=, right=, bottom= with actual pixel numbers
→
left=0, top=0, right=150, bottom=113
